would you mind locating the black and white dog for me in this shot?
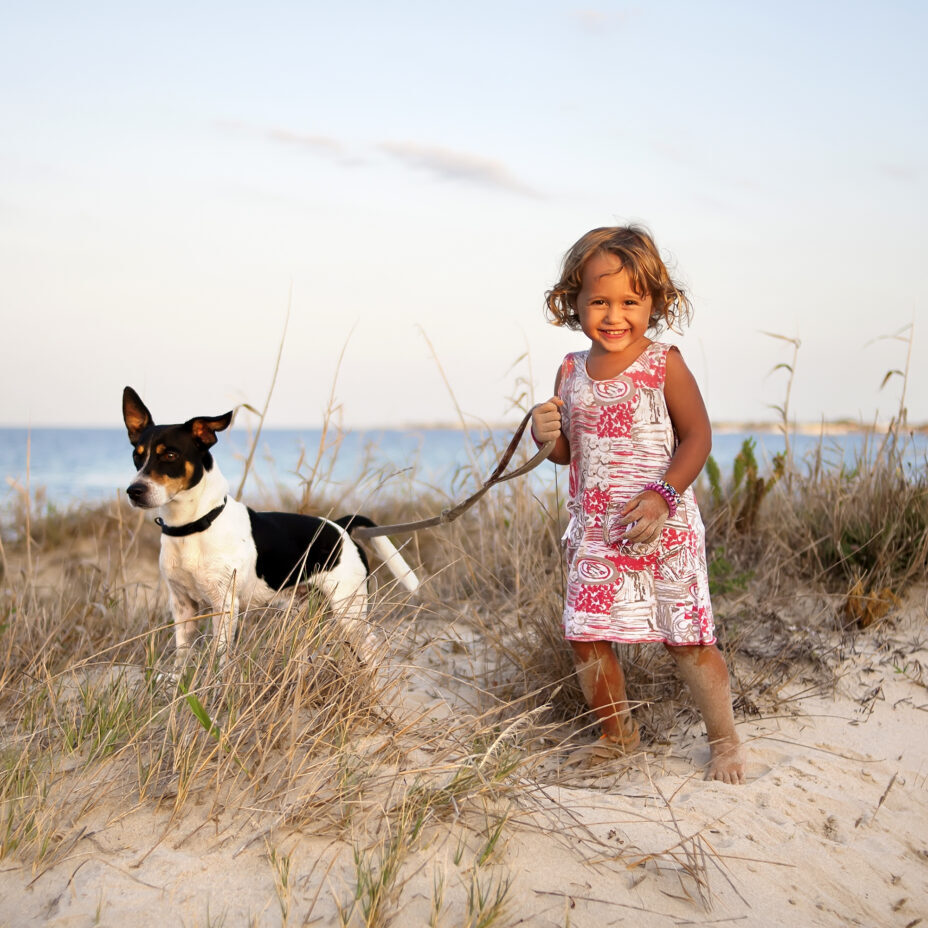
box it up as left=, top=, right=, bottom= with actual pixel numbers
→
left=122, top=387, right=419, bottom=669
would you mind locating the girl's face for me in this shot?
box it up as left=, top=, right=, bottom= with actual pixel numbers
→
left=575, top=252, right=653, bottom=362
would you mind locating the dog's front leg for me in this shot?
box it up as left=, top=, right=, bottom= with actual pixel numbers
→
left=211, top=572, right=239, bottom=670
left=168, top=586, right=199, bottom=673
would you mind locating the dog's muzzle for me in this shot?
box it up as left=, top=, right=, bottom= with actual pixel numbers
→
left=126, top=481, right=153, bottom=507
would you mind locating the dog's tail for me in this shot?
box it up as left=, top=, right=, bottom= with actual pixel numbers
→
left=335, top=515, right=420, bottom=594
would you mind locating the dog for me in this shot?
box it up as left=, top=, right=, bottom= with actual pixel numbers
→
left=122, top=386, right=419, bottom=670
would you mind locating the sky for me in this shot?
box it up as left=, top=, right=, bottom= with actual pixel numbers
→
left=1, top=0, right=925, bottom=430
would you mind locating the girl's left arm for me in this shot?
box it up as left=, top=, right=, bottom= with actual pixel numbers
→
left=619, top=348, right=711, bottom=542
left=662, top=346, right=712, bottom=493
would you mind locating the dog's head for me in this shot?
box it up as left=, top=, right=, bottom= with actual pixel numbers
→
left=122, top=387, right=233, bottom=509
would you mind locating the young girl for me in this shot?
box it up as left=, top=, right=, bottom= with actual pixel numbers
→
left=531, top=225, right=745, bottom=784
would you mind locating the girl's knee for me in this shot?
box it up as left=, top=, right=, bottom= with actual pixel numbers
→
left=571, top=640, right=607, bottom=662
left=664, top=642, right=719, bottom=666
left=663, top=641, right=689, bottom=662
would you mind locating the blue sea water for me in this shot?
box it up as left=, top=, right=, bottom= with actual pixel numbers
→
left=0, top=425, right=925, bottom=517
left=0, top=426, right=500, bottom=514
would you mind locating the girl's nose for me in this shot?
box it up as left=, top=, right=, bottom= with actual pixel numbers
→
left=604, top=304, right=623, bottom=322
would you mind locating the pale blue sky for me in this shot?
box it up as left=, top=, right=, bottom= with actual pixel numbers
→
left=1, top=0, right=924, bottom=428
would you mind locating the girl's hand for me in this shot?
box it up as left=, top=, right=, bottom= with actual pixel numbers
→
left=531, top=397, right=564, bottom=443
left=618, top=491, right=669, bottom=544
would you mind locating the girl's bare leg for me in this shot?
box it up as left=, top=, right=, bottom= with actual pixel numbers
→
left=571, top=640, right=640, bottom=749
left=665, top=643, right=745, bottom=784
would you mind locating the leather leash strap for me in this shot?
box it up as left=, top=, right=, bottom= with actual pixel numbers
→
left=351, top=410, right=555, bottom=540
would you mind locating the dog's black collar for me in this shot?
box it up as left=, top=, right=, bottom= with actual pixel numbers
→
left=156, top=498, right=228, bottom=537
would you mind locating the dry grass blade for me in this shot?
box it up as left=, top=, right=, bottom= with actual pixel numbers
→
left=236, top=288, right=291, bottom=498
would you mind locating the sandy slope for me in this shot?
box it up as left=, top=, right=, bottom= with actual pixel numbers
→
left=2, top=590, right=926, bottom=928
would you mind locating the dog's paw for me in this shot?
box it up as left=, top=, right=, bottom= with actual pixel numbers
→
left=151, top=669, right=180, bottom=688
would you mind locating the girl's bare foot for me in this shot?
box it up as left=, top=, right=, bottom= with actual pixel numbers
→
left=707, top=735, right=746, bottom=784
left=602, top=716, right=641, bottom=752
left=564, top=731, right=642, bottom=770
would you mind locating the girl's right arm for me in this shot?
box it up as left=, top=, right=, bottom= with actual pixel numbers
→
left=531, top=371, right=570, bottom=465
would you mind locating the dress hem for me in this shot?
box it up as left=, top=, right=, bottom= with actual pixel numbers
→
left=565, top=634, right=717, bottom=647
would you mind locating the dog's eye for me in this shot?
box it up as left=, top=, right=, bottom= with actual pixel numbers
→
left=161, top=450, right=180, bottom=462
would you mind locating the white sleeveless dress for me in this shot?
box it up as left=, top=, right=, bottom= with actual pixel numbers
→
left=559, top=342, right=715, bottom=645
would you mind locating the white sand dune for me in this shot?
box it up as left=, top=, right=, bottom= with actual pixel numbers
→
left=2, top=589, right=926, bottom=928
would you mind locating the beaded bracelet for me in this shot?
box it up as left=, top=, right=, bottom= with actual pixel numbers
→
left=642, top=479, right=680, bottom=517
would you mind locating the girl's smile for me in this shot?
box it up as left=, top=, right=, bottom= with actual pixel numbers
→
left=576, top=252, right=653, bottom=367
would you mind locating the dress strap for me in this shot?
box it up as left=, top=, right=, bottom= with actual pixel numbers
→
left=555, top=352, right=579, bottom=399
left=645, top=341, right=672, bottom=384
left=556, top=352, right=583, bottom=431
left=651, top=341, right=671, bottom=360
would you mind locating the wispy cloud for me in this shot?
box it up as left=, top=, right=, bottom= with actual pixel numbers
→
left=377, top=140, right=541, bottom=197
left=215, top=120, right=365, bottom=166
left=571, top=8, right=637, bottom=33
left=266, top=128, right=346, bottom=158
left=217, top=119, right=541, bottom=197
left=877, top=162, right=920, bottom=184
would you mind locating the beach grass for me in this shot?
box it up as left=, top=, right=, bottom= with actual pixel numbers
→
left=0, top=390, right=926, bottom=923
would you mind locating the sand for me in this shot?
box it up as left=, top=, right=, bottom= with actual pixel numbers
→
left=1, top=586, right=926, bottom=928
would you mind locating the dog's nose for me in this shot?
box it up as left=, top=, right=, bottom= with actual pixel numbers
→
left=127, top=483, right=146, bottom=503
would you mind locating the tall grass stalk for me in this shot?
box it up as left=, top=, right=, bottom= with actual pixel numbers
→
left=236, top=290, right=291, bottom=499
left=762, top=331, right=800, bottom=478
left=419, top=326, right=484, bottom=482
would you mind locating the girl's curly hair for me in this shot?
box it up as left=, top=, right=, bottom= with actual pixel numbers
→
left=544, top=225, right=692, bottom=333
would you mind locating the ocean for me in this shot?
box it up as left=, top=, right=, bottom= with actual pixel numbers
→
left=1, top=425, right=925, bottom=517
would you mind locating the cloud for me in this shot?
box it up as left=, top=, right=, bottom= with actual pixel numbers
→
left=215, top=119, right=365, bottom=166
left=377, top=141, right=542, bottom=197
left=877, top=163, right=920, bottom=184
left=571, top=8, right=636, bottom=33
left=266, top=128, right=345, bottom=157
left=266, top=128, right=370, bottom=167
left=217, top=119, right=540, bottom=196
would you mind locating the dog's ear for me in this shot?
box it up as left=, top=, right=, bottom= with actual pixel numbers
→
left=123, top=387, right=154, bottom=444
left=187, top=411, right=234, bottom=448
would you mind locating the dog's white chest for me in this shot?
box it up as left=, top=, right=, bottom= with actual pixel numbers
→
left=160, top=539, right=239, bottom=605
left=158, top=505, right=263, bottom=608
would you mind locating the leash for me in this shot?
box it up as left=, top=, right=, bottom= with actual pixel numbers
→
left=351, top=410, right=555, bottom=540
